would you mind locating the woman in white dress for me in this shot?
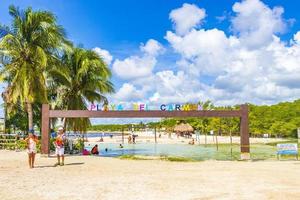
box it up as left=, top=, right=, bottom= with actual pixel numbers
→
left=25, top=130, right=38, bottom=168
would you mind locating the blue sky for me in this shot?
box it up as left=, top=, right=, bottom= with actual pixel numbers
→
left=1, top=0, right=300, bottom=123
left=1, top=0, right=299, bottom=50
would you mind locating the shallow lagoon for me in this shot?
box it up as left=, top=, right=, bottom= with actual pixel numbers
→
left=85, top=143, right=281, bottom=161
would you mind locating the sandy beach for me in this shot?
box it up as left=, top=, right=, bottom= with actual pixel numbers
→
left=1, top=150, right=300, bottom=200
left=85, top=132, right=287, bottom=145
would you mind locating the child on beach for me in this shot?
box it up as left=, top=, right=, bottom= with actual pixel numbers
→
left=54, top=127, right=66, bottom=166
left=25, top=130, right=38, bottom=168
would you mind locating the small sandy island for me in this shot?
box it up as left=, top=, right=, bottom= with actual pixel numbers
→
left=0, top=150, right=300, bottom=200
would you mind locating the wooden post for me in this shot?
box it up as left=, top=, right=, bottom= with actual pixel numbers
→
left=122, top=128, right=124, bottom=144
left=216, top=130, right=219, bottom=151
left=41, top=104, right=50, bottom=155
left=154, top=127, right=157, bottom=143
left=205, top=131, right=207, bottom=147
left=14, top=133, right=17, bottom=150
left=240, top=104, right=250, bottom=160
left=230, top=129, right=233, bottom=159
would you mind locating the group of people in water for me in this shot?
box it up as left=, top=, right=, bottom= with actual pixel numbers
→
left=90, top=133, right=136, bottom=155
left=90, top=143, right=123, bottom=155
left=91, top=143, right=122, bottom=155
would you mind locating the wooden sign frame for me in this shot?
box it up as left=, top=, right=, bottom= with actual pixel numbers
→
left=41, top=104, right=250, bottom=159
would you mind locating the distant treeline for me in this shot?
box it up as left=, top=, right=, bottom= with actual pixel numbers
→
left=88, top=124, right=129, bottom=132
left=89, top=99, right=300, bottom=138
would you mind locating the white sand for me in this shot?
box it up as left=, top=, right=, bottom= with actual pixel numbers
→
left=0, top=150, right=300, bottom=200
left=86, top=132, right=286, bottom=145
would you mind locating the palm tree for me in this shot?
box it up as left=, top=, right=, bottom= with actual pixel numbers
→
left=49, top=47, right=114, bottom=132
left=0, top=5, right=68, bottom=130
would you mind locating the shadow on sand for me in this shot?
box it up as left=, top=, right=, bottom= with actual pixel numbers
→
left=34, top=165, right=55, bottom=168
left=64, top=162, right=84, bottom=166
left=47, top=154, right=83, bottom=158
left=35, top=162, right=84, bottom=168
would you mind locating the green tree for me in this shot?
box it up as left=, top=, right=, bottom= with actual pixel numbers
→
left=270, top=121, right=297, bottom=138
left=0, top=5, right=68, bottom=130
left=152, top=100, right=300, bottom=138
left=49, top=47, right=114, bottom=132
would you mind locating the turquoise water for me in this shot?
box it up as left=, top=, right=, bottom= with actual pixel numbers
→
left=66, top=132, right=121, bottom=138
left=85, top=143, right=280, bottom=161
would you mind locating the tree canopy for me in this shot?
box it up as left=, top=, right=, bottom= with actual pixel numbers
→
left=89, top=100, right=300, bottom=138
left=0, top=6, right=114, bottom=133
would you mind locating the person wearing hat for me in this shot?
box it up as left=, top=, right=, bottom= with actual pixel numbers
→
left=25, top=129, right=39, bottom=168
left=54, top=127, right=66, bottom=166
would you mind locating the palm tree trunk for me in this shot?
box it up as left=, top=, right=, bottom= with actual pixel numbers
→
left=27, top=103, right=33, bottom=131
left=62, top=118, right=67, bottom=129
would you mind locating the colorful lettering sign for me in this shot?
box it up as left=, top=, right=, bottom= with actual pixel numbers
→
left=277, top=143, right=298, bottom=155
left=89, top=103, right=204, bottom=111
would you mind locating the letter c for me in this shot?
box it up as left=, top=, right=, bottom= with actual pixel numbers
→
left=160, top=104, right=166, bottom=111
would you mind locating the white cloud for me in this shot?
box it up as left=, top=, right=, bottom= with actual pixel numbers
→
left=165, top=28, right=236, bottom=75
left=113, top=83, right=144, bottom=101
left=293, top=31, right=300, bottom=44
left=160, top=0, right=300, bottom=105
left=166, top=27, right=300, bottom=104
left=152, top=70, right=205, bottom=103
left=93, top=47, right=113, bottom=65
left=140, top=39, right=165, bottom=56
left=110, top=0, right=300, bottom=107
left=149, top=92, right=160, bottom=102
left=231, top=0, right=287, bottom=49
left=112, top=39, right=163, bottom=80
left=169, top=3, right=206, bottom=36
left=166, top=29, right=231, bottom=59
left=112, top=56, right=156, bottom=79
left=128, top=70, right=206, bottom=105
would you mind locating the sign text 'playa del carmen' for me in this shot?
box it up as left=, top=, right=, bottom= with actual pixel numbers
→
left=89, top=103, right=204, bottom=111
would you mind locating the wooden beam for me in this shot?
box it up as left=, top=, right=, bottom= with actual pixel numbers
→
left=49, top=110, right=242, bottom=118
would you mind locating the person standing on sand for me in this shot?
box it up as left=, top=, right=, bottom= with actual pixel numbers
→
left=128, top=135, right=132, bottom=144
left=132, top=134, right=136, bottom=144
left=195, top=129, right=200, bottom=143
left=54, top=127, right=66, bottom=166
left=25, top=130, right=38, bottom=168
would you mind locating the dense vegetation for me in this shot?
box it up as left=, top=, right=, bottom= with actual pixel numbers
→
left=88, top=124, right=129, bottom=132
left=249, top=100, right=300, bottom=137
left=89, top=100, right=300, bottom=138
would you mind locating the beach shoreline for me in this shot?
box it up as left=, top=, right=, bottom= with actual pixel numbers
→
left=83, top=132, right=288, bottom=145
